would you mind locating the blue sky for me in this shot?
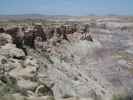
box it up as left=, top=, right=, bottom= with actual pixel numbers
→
left=0, top=0, right=133, bottom=16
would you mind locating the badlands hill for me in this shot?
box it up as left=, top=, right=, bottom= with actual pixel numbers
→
left=0, top=16, right=133, bottom=100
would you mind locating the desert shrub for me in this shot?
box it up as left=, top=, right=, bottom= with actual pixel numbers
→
left=0, top=94, right=15, bottom=100
left=47, top=96, right=55, bottom=100
left=112, top=94, right=133, bottom=100
left=62, top=94, right=73, bottom=98
left=0, top=76, right=18, bottom=96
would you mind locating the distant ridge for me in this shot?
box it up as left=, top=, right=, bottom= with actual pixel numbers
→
left=0, top=14, right=73, bottom=21
left=0, top=14, right=132, bottom=21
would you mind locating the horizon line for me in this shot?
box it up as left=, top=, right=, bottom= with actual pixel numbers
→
left=0, top=13, right=133, bottom=17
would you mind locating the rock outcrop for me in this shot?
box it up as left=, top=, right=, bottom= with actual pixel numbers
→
left=0, top=33, right=54, bottom=100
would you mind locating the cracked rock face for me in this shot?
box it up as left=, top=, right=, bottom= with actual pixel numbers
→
left=36, top=40, right=113, bottom=100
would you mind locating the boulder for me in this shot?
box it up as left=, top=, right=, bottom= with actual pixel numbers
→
left=0, top=43, right=25, bottom=58
left=17, top=79, right=38, bottom=90
left=0, top=33, right=12, bottom=46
